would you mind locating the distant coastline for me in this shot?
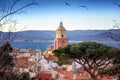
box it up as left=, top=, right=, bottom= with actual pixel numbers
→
left=1, top=29, right=120, bottom=42
left=13, top=40, right=82, bottom=42
left=13, top=39, right=116, bottom=43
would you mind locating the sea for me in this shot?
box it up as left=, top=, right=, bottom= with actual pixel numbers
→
left=11, top=41, right=120, bottom=52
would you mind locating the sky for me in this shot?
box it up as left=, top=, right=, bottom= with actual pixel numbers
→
left=1, top=0, right=120, bottom=31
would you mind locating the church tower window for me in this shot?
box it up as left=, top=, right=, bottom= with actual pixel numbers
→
left=61, top=35, right=64, bottom=37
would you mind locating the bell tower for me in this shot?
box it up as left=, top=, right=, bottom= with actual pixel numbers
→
left=54, top=22, right=68, bottom=49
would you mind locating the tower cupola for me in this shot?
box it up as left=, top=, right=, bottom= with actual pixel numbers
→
left=56, top=22, right=66, bottom=38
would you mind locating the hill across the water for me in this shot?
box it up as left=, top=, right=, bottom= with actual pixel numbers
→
left=0, top=29, right=120, bottom=42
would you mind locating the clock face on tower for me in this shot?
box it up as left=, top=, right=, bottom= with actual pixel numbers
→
left=61, top=31, right=64, bottom=34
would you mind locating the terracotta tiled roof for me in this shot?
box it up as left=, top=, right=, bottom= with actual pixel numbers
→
left=16, top=57, right=29, bottom=61
left=28, top=49, right=37, bottom=53
left=35, top=72, right=52, bottom=79
left=14, top=57, right=35, bottom=68
left=45, top=55, right=58, bottom=61
left=12, top=48, right=38, bottom=53
left=54, top=68, right=90, bottom=80
left=12, top=48, right=20, bottom=53
left=54, top=68, right=114, bottom=80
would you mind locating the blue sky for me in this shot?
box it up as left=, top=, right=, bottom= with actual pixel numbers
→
left=1, top=0, right=120, bottom=30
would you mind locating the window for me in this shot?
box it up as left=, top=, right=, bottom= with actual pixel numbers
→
left=61, top=35, right=64, bottom=37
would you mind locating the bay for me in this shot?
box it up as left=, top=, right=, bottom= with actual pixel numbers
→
left=11, top=41, right=120, bottom=52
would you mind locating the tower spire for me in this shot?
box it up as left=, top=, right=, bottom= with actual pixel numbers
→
left=60, top=21, right=63, bottom=26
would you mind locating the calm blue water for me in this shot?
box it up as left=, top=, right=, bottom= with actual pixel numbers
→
left=11, top=42, right=53, bottom=52
left=11, top=41, right=120, bottom=52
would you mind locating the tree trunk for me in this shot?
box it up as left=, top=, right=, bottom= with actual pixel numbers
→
left=83, top=67, right=98, bottom=80
left=117, top=73, right=120, bottom=80
left=89, top=73, right=97, bottom=80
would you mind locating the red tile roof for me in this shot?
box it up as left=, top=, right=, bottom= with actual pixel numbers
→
left=35, top=72, right=52, bottom=79
left=12, top=48, right=20, bottom=53
left=54, top=68, right=114, bottom=80
left=54, top=68, right=90, bottom=80
left=16, top=57, right=29, bottom=61
left=12, top=48, right=38, bottom=53
left=45, top=55, right=58, bottom=61
left=28, top=49, right=37, bottom=53
left=14, top=57, right=35, bottom=68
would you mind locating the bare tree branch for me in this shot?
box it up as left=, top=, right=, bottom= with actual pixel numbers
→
left=0, top=0, right=38, bottom=44
left=0, top=2, right=38, bottom=21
